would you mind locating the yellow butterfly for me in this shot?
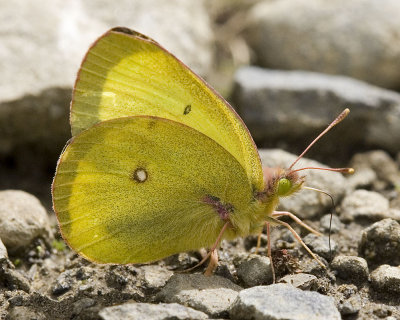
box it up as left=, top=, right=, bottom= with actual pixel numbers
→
left=52, top=27, right=352, bottom=280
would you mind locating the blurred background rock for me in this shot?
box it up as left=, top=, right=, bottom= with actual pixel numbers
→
left=1, top=0, right=399, bottom=205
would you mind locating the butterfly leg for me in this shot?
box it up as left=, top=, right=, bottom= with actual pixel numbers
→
left=204, top=249, right=219, bottom=276
left=183, top=221, right=230, bottom=274
left=272, top=211, right=322, bottom=236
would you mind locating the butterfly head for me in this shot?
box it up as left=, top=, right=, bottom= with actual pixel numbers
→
left=262, top=167, right=305, bottom=200
left=258, top=109, right=356, bottom=203
left=276, top=170, right=305, bottom=197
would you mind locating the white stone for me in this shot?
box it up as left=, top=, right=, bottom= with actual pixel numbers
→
left=0, top=190, right=52, bottom=250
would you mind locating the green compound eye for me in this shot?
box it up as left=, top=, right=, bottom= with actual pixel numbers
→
left=277, top=178, right=292, bottom=196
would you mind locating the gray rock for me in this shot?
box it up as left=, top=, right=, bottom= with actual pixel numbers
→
left=99, top=302, right=208, bottom=320
left=245, top=0, right=400, bottom=89
left=331, top=256, right=369, bottom=282
left=320, top=214, right=343, bottom=233
left=279, top=273, right=318, bottom=290
left=370, top=265, right=400, bottom=294
left=229, top=283, right=341, bottom=320
left=350, top=150, right=400, bottom=187
left=341, top=190, right=390, bottom=222
left=303, top=233, right=337, bottom=260
left=236, top=255, right=273, bottom=287
left=156, top=274, right=242, bottom=318
left=233, top=67, right=400, bottom=155
left=142, top=265, right=173, bottom=291
left=0, top=190, right=52, bottom=250
left=359, top=218, right=400, bottom=266
left=259, top=149, right=346, bottom=219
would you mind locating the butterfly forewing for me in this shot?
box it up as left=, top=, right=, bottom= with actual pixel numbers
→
left=71, top=28, right=263, bottom=192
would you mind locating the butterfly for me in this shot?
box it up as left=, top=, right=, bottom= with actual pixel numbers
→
left=52, top=27, right=353, bottom=281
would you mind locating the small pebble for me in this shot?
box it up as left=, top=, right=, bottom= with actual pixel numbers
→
left=105, top=269, right=129, bottom=289
left=331, top=255, right=369, bottom=282
left=341, top=190, right=390, bottom=222
left=236, top=254, right=273, bottom=287
left=78, top=283, right=94, bottom=293
left=338, top=294, right=361, bottom=315
left=75, top=267, right=93, bottom=280
left=358, top=218, right=400, bottom=266
left=370, top=265, right=400, bottom=294
left=52, top=269, right=74, bottom=295
left=0, top=190, right=52, bottom=250
left=303, top=234, right=337, bottom=260
left=320, top=214, right=343, bottom=233
left=229, top=283, right=341, bottom=320
left=298, top=257, right=328, bottom=277
left=163, top=253, right=199, bottom=270
left=142, top=265, right=173, bottom=290
left=99, top=302, right=208, bottom=320
left=156, top=274, right=242, bottom=318
left=279, top=273, right=317, bottom=290
left=214, top=263, right=236, bottom=283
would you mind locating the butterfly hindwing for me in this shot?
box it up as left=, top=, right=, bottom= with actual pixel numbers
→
left=53, top=116, right=255, bottom=263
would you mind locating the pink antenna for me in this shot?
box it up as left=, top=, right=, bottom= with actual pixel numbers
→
left=289, top=108, right=351, bottom=171
left=291, top=167, right=354, bottom=174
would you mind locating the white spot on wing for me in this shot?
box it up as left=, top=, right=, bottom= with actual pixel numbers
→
left=133, top=168, right=148, bottom=183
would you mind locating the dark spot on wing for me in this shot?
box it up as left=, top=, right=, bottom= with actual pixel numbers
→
left=183, top=105, right=191, bottom=115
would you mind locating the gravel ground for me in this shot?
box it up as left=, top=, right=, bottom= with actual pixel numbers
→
left=1, top=150, right=399, bottom=320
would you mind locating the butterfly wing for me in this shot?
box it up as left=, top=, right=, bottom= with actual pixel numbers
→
left=70, top=27, right=263, bottom=192
left=52, top=116, right=256, bottom=264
